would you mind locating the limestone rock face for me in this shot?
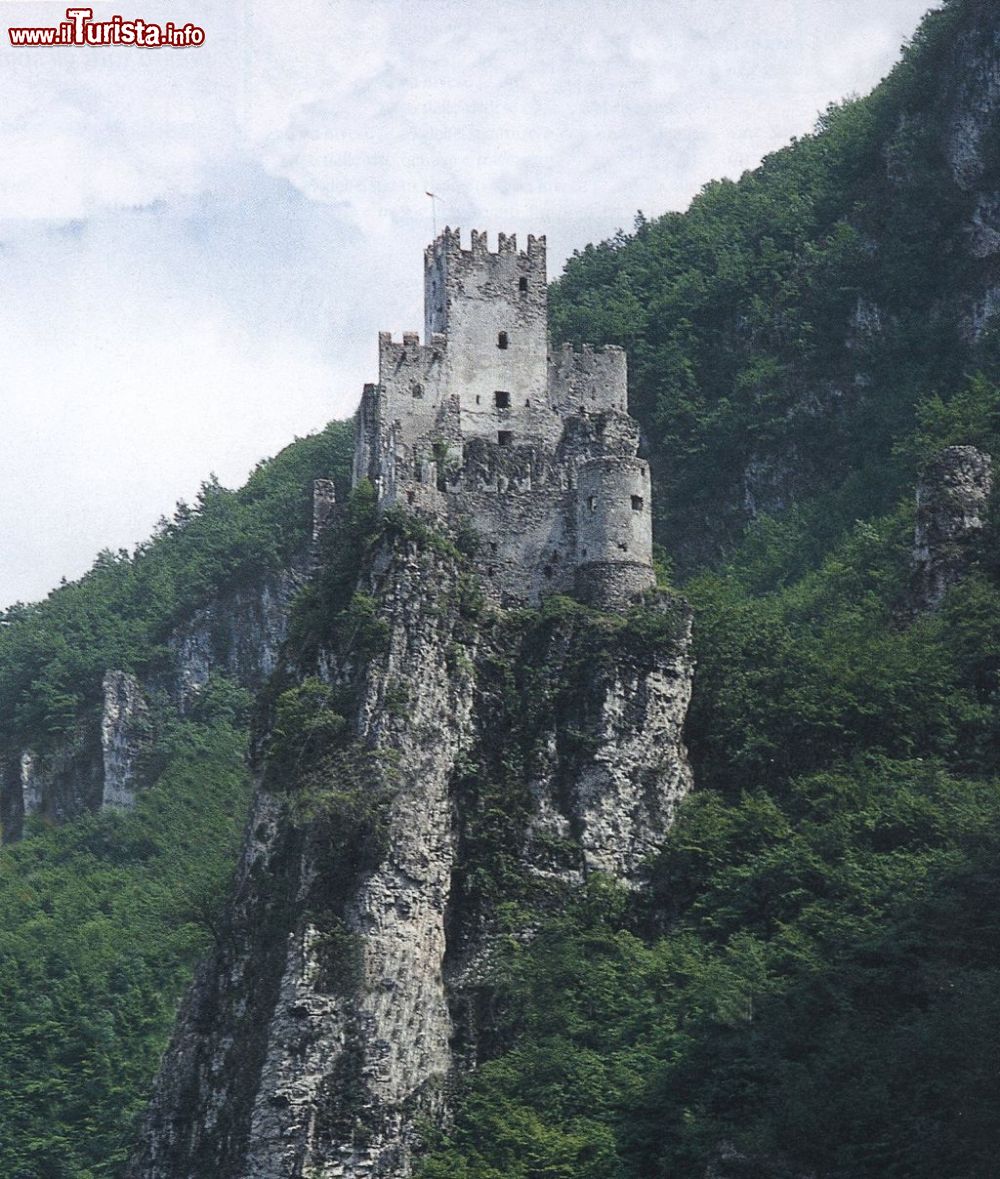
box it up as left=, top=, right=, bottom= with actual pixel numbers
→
left=101, top=670, right=151, bottom=809
left=129, top=540, right=477, bottom=1179
left=1, top=668, right=151, bottom=834
left=704, top=1140, right=815, bottom=1179
left=912, top=445, right=993, bottom=610
left=0, top=725, right=103, bottom=841
left=944, top=0, right=1000, bottom=193
left=244, top=542, right=475, bottom=1179
left=565, top=635, right=693, bottom=879
left=128, top=535, right=694, bottom=1178
left=168, top=569, right=302, bottom=711
left=0, top=566, right=304, bottom=841
left=499, top=595, right=694, bottom=887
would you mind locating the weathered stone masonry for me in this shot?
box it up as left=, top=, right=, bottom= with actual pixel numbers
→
left=354, top=228, right=655, bottom=610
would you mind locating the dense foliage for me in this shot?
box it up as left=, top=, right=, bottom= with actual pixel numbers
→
left=550, top=0, right=995, bottom=572
left=4, top=1, right=1000, bottom=1174
left=0, top=685, right=253, bottom=1178
left=0, top=421, right=352, bottom=752
left=419, top=421, right=1000, bottom=1176
left=0, top=421, right=353, bottom=1174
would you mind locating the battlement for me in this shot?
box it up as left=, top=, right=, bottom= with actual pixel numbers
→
left=378, top=330, right=448, bottom=351
left=424, top=226, right=546, bottom=265
left=555, top=341, right=626, bottom=358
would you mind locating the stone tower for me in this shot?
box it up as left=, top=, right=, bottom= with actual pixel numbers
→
left=354, top=228, right=655, bottom=609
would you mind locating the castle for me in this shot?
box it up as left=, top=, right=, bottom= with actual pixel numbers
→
left=353, top=228, right=655, bottom=609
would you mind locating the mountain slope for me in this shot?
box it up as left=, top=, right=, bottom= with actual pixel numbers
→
left=551, top=0, right=1000, bottom=576
left=1, top=1, right=1000, bottom=1175
left=415, top=2, right=1000, bottom=1174
left=0, top=422, right=353, bottom=1176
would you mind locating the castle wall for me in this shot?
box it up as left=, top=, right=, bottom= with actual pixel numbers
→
left=458, top=488, right=577, bottom=606
left=353, top=383, right=385, bottom=490
left=448, top=434, right=577, bottom=604
left=548, top=343, right=627, bottom=415
left=377, top=333, right=455, bottom=450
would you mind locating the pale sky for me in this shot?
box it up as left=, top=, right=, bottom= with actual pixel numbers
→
left=0, top=0, right=937, bottom=608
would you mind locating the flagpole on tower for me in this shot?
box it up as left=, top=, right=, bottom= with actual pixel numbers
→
left=425, top=191, right=440, bottom=238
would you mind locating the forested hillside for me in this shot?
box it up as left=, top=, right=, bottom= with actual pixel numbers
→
left=417, top=1, right=1000, bottom=1175
left=2, top=0, right=999, bottom=1174
left=0, top=422, right=353, bottom=1176
left=551, top=0, right=1000, bottom=574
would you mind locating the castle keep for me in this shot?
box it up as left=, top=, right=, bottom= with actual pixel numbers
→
left=353, top=228, right=655, bottom=608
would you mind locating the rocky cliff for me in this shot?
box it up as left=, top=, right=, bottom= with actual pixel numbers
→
left=0, top=566, right=303, bottom=842
left=127, top=512, right=693, bottom=1178
left=911, top=444, right=994, bottom=609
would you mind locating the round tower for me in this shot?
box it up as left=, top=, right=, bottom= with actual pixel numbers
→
left=575, top=457, right=655, bottom=608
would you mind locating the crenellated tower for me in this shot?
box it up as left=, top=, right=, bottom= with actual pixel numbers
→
left=354, top=229, right=655, bottom=609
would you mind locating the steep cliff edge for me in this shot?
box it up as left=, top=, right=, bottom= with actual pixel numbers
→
left=128, top=508, right=693, bottom=1178
left=6, top=5, right=1000, bottom=1174
left=911, top=443, right=994, bottom=609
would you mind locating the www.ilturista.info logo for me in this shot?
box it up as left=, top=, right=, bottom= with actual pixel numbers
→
left=9, top=7, right=205, bottom=47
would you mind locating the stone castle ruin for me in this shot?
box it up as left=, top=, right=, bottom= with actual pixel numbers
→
left=353, top=228, right=655, bottom=608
